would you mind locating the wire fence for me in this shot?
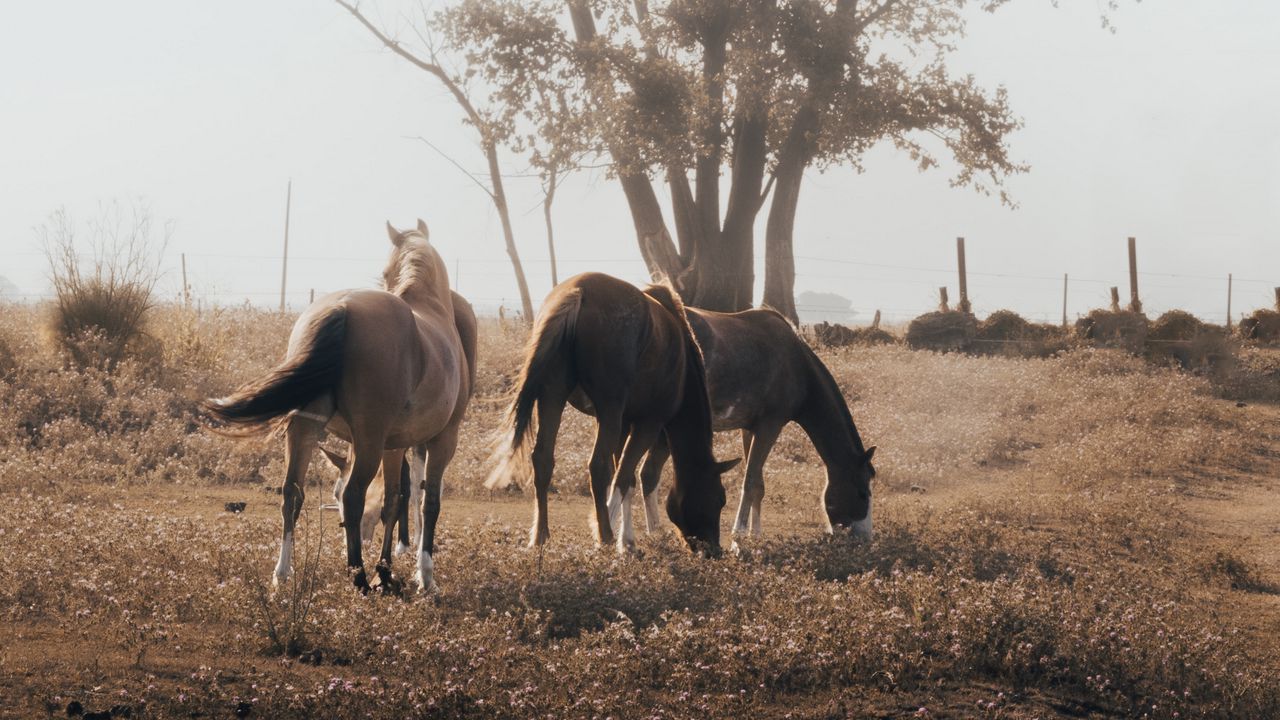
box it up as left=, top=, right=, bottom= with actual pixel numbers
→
left=3, top=245, right=1276, bottom=326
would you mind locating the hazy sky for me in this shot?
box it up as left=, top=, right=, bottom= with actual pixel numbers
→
left=3, top=1, right=1278, bottom=323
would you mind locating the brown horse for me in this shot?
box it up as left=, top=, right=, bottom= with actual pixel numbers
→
left=202, top=220, right=474, bottom=593
left=616, top=307, right=876, bottom=544
left=487, top=272, right=738, bottom=554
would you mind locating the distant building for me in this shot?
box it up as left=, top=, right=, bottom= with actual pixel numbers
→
left=795, top=290, right=857, bottom=325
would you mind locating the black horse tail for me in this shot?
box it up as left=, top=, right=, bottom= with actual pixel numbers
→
left=200, top=308, right=346, bottom=436
left=485, top=288, right=582, bottom=489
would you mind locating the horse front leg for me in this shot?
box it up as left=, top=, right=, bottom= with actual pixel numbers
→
left=732, top=423, right=782, bottom=543
left=610, top=423, right=662, bottom=553
left=415, top=432, right=458, bottom=593
left=638, top=434, right=670, bottom=533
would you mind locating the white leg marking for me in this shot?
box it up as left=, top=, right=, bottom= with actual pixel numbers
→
left=273, top=532, right=294, bottom=586
left=616, top=488, right=636, bottom=553
left=732, top=485, right=752, bottom=537
left=750, top=496, right=763, bottom=537
left=408, top=451, right=426, bottom=544
left=394, top=540, right=410, bottom=556
left=606, top=484, right=623, bottom=533
left=642, top=491, right=662, bottom=533
left=414, top=548, right=438, bottom=593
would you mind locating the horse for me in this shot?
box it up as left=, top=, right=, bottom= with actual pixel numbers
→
left=487, top=272, right=739, bottom=555
left=202, top=220, right=475, bottom=594
left=318, top=290, right=478, bottom=555
left=612, top=306, right=875, bottom=545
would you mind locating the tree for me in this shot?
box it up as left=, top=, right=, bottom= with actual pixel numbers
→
left=335, top=0, right=538, bottom=321
left=445, top=0, right=1027, bottom=321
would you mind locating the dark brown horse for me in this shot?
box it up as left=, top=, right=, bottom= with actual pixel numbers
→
left=487, top=272, right=738, bottom=554
left=203, top=220, right=475, bottom=594
left=617, top=307, right=875, bottom=544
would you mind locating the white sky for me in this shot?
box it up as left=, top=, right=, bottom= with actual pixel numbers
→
left=2, top=1, right=1278, bottom=323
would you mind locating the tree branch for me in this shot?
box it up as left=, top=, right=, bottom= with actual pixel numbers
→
left=404, top=136, right=494, bottom=199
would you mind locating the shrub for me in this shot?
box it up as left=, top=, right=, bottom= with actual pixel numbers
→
left=1075, top=309, right=1148, bottom=354
left=905, top=310, right=976, bottom=352
left=40, top=202, right=169, bottom=370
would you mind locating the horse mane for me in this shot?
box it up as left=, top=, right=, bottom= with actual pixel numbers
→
left=642, top=282, right=715, bottom=450
left=387, top=231, right=440, bottom=298
left=797, top=337, right=868, bottom=456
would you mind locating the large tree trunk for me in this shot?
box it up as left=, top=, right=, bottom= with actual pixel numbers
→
left=763, top=162, right=802, bottom=324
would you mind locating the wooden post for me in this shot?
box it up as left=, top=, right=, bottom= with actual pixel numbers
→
left=309, top=288, right=315, bottom=305
left=1062, top=273, right=1068, bottom=327
left=1274, top=287, right=1279, bottom=312
left=1127, top=236, right=1141, bottom=313
left=1226, top=274, right=1233, bottom=330
left=1110, top=286, right=1120, bottom=312
left=938, top=287, right=949, bottom=312
left=181, top=253, right=189, bottom=307
left=279, top=179, right=292, bottom=312
left=872, top=310, right=881, bottom=330
left=956, top=237, right=971, bottom=314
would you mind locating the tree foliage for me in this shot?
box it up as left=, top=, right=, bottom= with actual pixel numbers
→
left=443, top=0, right=1033, bottom=318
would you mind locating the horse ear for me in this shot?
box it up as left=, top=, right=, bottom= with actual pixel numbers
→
left=386, top=221, right=403, bottom=246
left=319, top=446, right=348, bottom=470
left=715, top=457, right=742, bottom=475
left=416, top=218, right=430, bottom=240
left=864, top=446, right=877, bottom=462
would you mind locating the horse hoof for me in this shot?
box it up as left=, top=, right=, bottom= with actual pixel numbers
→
left=350, top=568, right=371, bottom=595
left=394, top=541, right=411, bottom=556
left=272, top=572, right=290, bottom=588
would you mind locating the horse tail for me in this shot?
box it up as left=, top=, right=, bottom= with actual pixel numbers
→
left=200, top=308, right=347, bottom=436
left=485, top=288, right=583, bottom=489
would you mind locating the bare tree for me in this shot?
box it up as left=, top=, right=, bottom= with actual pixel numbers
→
left=335, top=0, right=535, bottom=321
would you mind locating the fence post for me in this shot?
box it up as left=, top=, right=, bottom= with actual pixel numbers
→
left=872, top=309, right=881, bottom=330
left=280, top=179, right=292, bottom=313
left=938, top=287, right=949, bottom=312
left=1226, top=274, right=1232, bottom=330
left=956, top=237, right=971, bottom=314
left=1127, top=236, right=1141, bottom=313
left=310, top=288, right=315, bottom=305
left=1275, top=287, right=1279, bottom=312
left=181, top=253, right=189, bottom=307
left=1110, top=287, right=1120, bottom=312
left=1062, top=273, right=1068, bottom=327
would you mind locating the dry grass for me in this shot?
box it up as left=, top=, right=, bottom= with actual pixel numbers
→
left=1, top=301, right=1279, bottom=718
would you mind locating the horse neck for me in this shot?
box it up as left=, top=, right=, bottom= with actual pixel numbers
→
left=665, top=339, right=717, bottom=484
left=397, top=266, right=454, bottom=320
left=795, top=354, right=865, bottom=471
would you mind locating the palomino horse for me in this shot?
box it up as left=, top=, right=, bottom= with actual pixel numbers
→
left=318, top=289, right=478, bottom=555
left=615, top=307, right=875, bottom=544
left=487, top=272, right=739, bottom=555
left=203, top=220, right=475, bottom=593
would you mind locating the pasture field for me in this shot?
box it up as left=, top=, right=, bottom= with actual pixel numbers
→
left=2, top=304, right=1280, bottom=718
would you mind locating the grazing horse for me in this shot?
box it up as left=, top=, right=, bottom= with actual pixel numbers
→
left=202, top=220, right=474, bottom=593
left=616, top=307, right=875, bottom=543
left=487, top=272, right=739, bottom=554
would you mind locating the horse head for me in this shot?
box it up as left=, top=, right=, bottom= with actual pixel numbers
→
left=382, top=219, right=450, bottom=302
left=824, top=445, right=875, bottom=540
left=667, top=456, right=739, bottom=556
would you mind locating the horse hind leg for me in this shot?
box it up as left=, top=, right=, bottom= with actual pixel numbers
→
left=374, top=449, right=405, bottom=594
left=395, top=448, right=421, bottom=556
left=416, top=431, right=459, bottom=593
left=606, top=423, right=635, bottom=532
left=528, top=386, right=568, bottom=549
left=342, top=439, right=385, bottom=594
left=588, top=406, right=625, bottom=547
left=274, top=411, right=327, bottom=586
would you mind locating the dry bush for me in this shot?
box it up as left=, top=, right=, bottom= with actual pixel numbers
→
left=973, top=310, right=1074, bottom=359
left=1239, top=308, right=1280, bottom=345
left=1075, top=309, right=1149, bottom=354
left=1217, top=347, right=1280, bottom=403
left=1145, top=310, right=1236, bottom=377
left=904, top=310, right=976, bottom=352
left=812, top=321, right=897, bottom=347
left=40, top=202, right=170, bottom=370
